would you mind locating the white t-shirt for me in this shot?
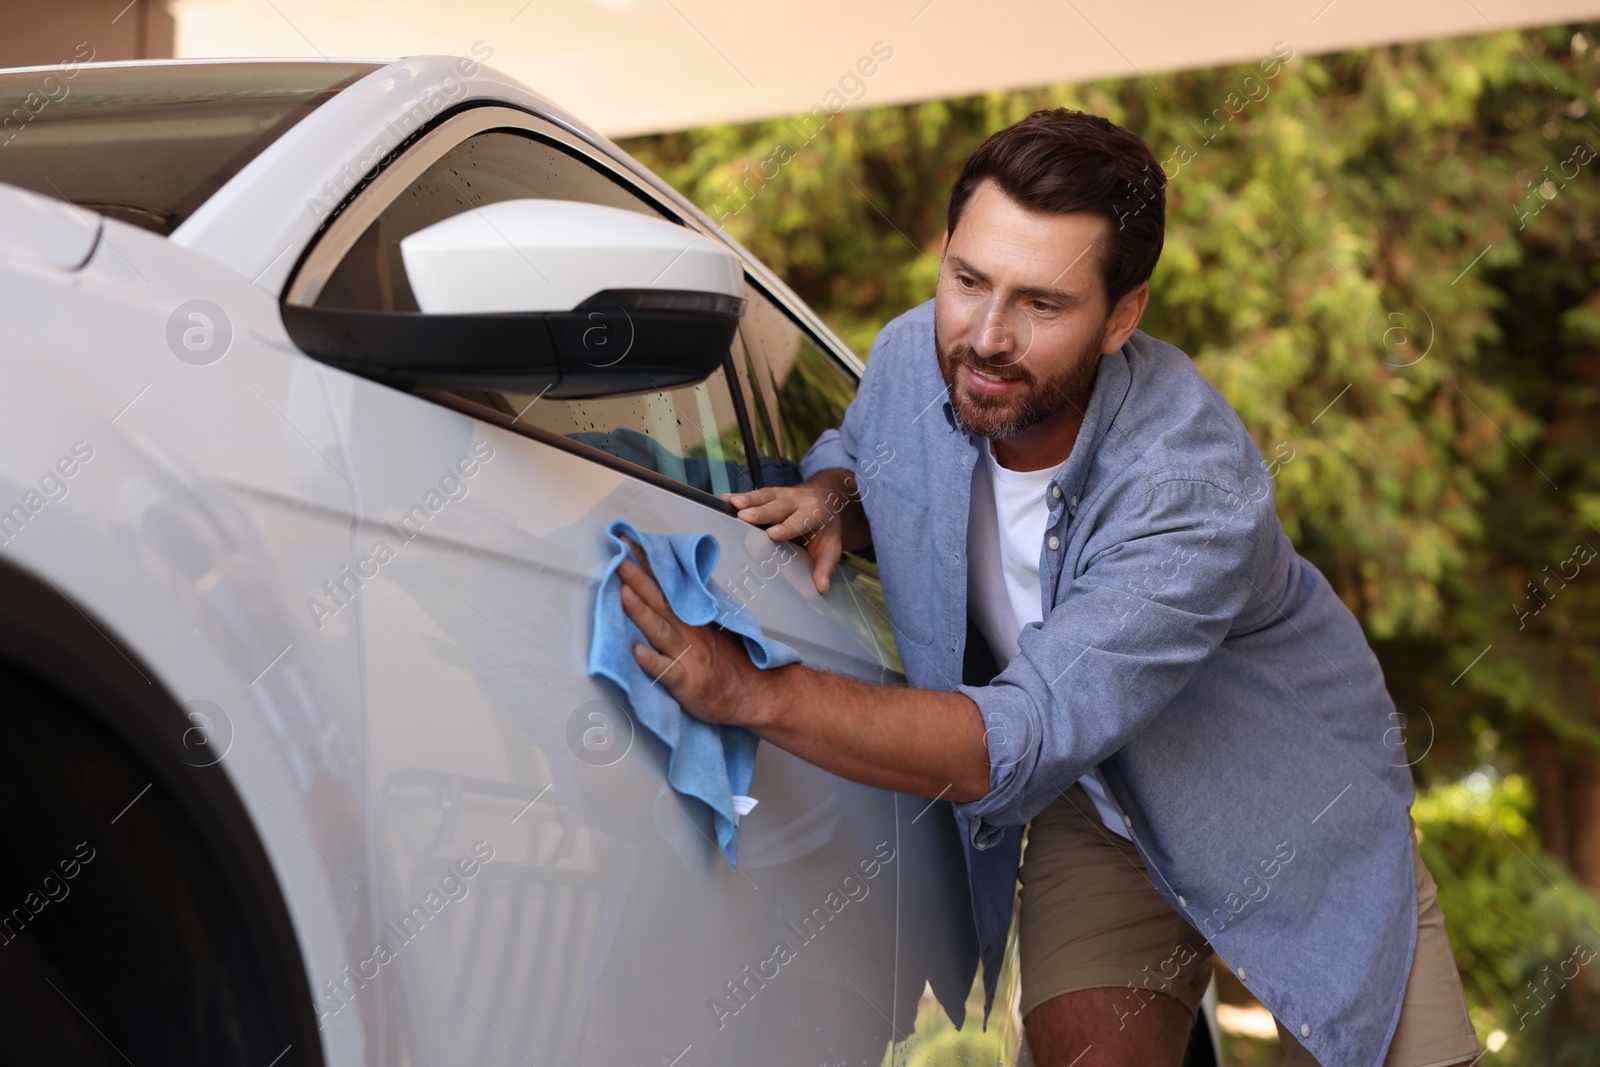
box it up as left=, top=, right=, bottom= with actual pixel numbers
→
left=966, top=437, right=1130, bottom=839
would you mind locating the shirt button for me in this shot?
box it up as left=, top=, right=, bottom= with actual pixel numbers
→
left=1236, top=967, right=1246, bottom=981
left=974, top=837, right=991, bottom=851
left=1122, top=814, right=1132, bottom=829
left=1051, top=485, right=1062, bottom=499
left=1300, top=1023, right=1311, bottom=1039
left=1177, top=895, right=1186, bottom=908
left=1048, top=535, right=1060, bottom=551
left=1069, top=494, right=1078, bottom=509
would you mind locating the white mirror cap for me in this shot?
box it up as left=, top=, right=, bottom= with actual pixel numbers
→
left=399, top=198, right=744, bottom=314
left=0, top=183, right=100, bottom=271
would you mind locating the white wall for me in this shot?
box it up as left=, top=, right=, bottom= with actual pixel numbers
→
left=166, top=0, right=1600, bottom=136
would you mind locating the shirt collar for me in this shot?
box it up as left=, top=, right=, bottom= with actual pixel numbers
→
left=1059, top=344, right=1133, bottom=506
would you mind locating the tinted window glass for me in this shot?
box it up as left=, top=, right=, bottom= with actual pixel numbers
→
left=738, top=285, right=858, bottom=469
left=727, top=308, right=793, bottom=486
left=451, top=379, right=756, bottom=498
left=0, top=62, right=375, bottom=235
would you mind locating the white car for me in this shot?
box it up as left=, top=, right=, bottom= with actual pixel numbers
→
left=0, top=55, right=1010, bottom=1067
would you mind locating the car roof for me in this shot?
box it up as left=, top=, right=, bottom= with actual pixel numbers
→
left=0, top=57, right=395, bottom=75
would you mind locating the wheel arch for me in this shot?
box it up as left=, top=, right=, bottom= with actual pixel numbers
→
left=0, top=553, right=329, bottom=1064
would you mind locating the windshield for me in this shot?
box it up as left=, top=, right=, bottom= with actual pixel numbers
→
left=0, top=61, right=379, bottom=235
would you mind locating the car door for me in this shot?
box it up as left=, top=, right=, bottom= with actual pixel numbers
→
left=284, top=106, right=983, bottom=1067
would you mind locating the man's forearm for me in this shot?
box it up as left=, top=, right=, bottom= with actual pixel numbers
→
left=743, top=662, right=991, bottom=802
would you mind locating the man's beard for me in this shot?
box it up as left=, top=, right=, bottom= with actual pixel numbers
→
left=934, top=318, right=1107, bottom=440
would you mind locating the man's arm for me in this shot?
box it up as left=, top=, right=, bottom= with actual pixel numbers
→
left=616, top=541, right=988, bottom=800
left=618, top=470, right=1273, bottom=825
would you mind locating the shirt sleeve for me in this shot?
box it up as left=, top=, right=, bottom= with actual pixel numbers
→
left=953, top=474, right=1272, bottom=846
left=796, top=324, right=892, bottom=484
left=797, top=429, right=855, bottom=484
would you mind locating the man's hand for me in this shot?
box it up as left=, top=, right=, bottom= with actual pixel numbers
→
left=616, top=536, right=769, bottom=727
left=719, top=468, right=871, bottom=594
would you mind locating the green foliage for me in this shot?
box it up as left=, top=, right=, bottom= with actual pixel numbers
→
left=1415, top=772, right=1600, bottom=1064
left=620, top=21, right=1600, bottom=1061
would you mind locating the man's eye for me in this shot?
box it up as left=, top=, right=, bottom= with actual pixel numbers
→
left=955, top=274, right=976, bottom=289
left=1031, top=302, right=1058, bottom=313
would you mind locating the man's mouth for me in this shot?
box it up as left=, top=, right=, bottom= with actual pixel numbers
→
left=961, top=362, right=1023, bottom=395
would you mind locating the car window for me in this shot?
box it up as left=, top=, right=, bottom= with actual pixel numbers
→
left=0, top=62, right=376, bottom=236
left=736, top=284, right=859, bottom=474
left=311, top=127, right=758, bottom=498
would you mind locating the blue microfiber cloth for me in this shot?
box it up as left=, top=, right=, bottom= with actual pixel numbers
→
left=588, top=518, right=800, bottom=866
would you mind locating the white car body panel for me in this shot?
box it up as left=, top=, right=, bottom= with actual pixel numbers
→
left=0, top=57, right=1013, bottom=1067
left=0, top=186, right=99, bottom=270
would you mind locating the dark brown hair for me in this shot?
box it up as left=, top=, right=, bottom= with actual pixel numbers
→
left=945, top=108, right=1166, bottom=307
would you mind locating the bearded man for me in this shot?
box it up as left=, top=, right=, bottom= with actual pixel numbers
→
left=614, top=108, right=1480, bottom=1067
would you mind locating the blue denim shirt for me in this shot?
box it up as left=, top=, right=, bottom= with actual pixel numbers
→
left=800, top=300, right=1419, bottom=1067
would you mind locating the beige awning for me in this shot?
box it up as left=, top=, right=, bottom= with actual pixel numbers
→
left=169, top=0, right=1600, bottom=136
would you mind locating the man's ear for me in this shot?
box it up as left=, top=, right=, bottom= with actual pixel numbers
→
left=939, top=231, right=950, bottom=258
left=1100, top=281, right=1150, bottom=354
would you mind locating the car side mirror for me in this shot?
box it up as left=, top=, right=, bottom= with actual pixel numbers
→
left=281, top=199, right=745, bottom=398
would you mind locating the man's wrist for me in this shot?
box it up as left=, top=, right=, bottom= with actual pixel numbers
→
left=738, top=660, right=800, bottom=731
left=805, top=467, right=859, bottom=502
left=803, top=468, right=871, bottom=552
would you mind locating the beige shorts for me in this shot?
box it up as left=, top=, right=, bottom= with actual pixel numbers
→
left=1018, top=783, right=1481, bottom=1067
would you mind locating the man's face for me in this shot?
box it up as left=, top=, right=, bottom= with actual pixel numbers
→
left=933, top=180, right=1119, bottom=440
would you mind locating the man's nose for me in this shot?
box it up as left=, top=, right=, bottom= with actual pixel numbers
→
left=972, top=304, right=1023, bottom=365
